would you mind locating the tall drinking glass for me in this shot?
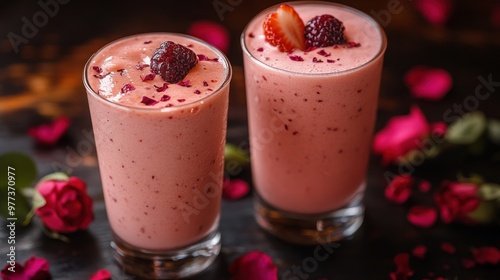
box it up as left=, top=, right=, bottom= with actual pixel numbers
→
left=241, top=2, right=387, bottom=244
left=84, top=33, right=231, bottom=278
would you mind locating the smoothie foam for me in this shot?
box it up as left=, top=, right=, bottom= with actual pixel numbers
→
left=243, top=2, right=386, bottom=214
left=85, top=33, right=230, bottom=250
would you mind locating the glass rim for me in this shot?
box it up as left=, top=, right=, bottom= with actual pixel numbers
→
left=83, top=32, right=232, bottom=112
left=240, top=1, right=387, bottom=76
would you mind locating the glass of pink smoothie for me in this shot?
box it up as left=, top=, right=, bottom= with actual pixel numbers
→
left=241, top=2, right=387, bottom=244
left=84, top=33, right=231, bottom=278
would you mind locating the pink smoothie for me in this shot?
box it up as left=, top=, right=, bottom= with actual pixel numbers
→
left=242, top=2, right=386, bottom=214
left=85, top=33, right=230, bottom=250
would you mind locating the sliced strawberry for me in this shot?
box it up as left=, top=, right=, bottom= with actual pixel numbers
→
left=263, top=4, right=305, bottom=52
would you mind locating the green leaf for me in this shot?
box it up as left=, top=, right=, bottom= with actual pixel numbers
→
left=23, top=189, right=47, bottom=226
left=467, top=201, right=497, bottom=225
left=0, top=186, right=31, bottom=224
left=487, top=118, right=500, bottom=145
left=224, top=143, right=249, bottom=166
left=445, top=111, right=487, bottom=145
left=0, top=152, right=37, bottom=190
left=478, top=183, right=500, bottom=201
left=456, top=173, right=485, bottom=185
left=38, top=171, right=69, bottom=183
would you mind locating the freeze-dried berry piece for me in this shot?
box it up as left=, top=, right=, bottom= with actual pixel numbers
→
left=150, top=41, right=198, bottom=83
left=304, top=14, right=345, bottom=48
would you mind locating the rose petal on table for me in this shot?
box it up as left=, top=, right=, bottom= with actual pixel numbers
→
left=90, top=269, right=112, bottom=280
left=229, top=251, right=278, bottom=280
left=390, top=253, right=414, bottom=280
left=385, top=175, right=414, bottom=204
left=1, top=256, right=51, bottom=280
left=435, top=181, right=481, bottom=224
left=223, top=178, right=250, bottom=200
left=472, top=247, right=500, bottom=265
left=419, top=180, right=432, bottom=193
left=412, top=244, right=428, bottom=259
left=414, top=0, right=452, bottom=25
left=28, top=116, right=70, bottom=146
left=441, top=242, right=456, bottom=254
left=404, top=66, right=453, bottom=101
left=407, top=206, right=437, bottom=228
left=188, top=20, right=230, bottom=53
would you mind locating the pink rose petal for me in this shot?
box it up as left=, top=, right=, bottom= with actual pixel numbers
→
left=229, top=251, right=278, bottom=280
left=414, top=0, right=452, bottom=25
left=90, top=269, right=112, bottom=280
left=223, top=178, right=250, bottom=200
left=405, top=66, right=453, bottom=101
left=407, top=206, right=437, bottom=228
left=28, top=116, right=70, bottom=146
left=412, top=244, right=427, bottom=259
left=188, top=20, right=230, bottom=53
left=390, top=253, right=414, bottom=280
left=419, top=180, right=432, bottom=193
left=1, top=256, right=50, bottom=280
left=472, top=247, right=500, bottom=265
left=441, top=242, right=456, bottom=254
left=373, top=106, right=430, bottom=164
left=385, top=175, right=414, bottom=204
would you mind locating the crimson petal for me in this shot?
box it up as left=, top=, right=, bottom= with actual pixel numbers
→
left=28, top=116, right=70, bottom=146
left=405, top=66, right=452, bottom=101
left=229, top=251, right=278, bottom=280
left=407, top=206, right=437, bottom=228
left=223, top=178, right=250, bottom=200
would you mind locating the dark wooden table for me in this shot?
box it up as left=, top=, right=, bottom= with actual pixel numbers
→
left=1, top=0, right=500, bottom=279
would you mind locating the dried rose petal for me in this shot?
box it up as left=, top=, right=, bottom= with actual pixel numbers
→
left=160, top=95, right=171, bottom=102
left=141, top=96, right=159, bottom=106
left=141, top=73, right=156, bottom=82
left=223, top=178, right=250, bottom=200
left=472, top=247, right=500, bottom=265
left=90, top=269, right=112, bottom=280
left=441, top=242, right=456, bottom=254
left=120, top=83, right=135, bottom=93
left=317, top=49, right=331, bottom=57
left=188, top=20, right=230, bottom=53
left=289, top=55, right=304, bottom=61
left=412, top=244, right=427, bottom=259
left=404, top=66, right=452, bottom=101
left=390, top=253, right=414, bottom=280
left=194, top=89, right=201, bottom=94
left=419, top=180, right=431, bottom=193
left=229, top=251, right=278, bottom=280
left=1, top=256, right=51, bottom=280
left=28, top=116, right=70, bottom=146
left=177, top=80, right=192, bottom=87
left=312, top=57, right=323, bottom=63
left=155, top=83, right=169, bottom=92
left=414, top=0, right=452, bottom=25
left=407, top=206, right=437, bottom=228
left=326, top=59, right=336, bottom=63
left=92, top=66, right=102, bottom=73
left=385, top=175, right=414, bottom=204
left=257, top=47, right=264, bottom=52
left=197, top=54, right=219, bottom=62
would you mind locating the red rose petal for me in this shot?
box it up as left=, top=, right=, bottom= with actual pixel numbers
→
left=412, top=244, right=427, bottom=259
left=407, top=206, right=437, bottom=228
left=472, top=247, right=500, bottom=265
left=90, top=269, right=112, bottom=280
left=1, top=256, right=51, bottom=280
left=141, top=96, right=159, bottom=106
left=188, top=20, right=230, bottom=53
left=385, top=175, right=414, bottom=204
left=414, top=0, right=452, bottom=25
left=390, top=253, right=414, bottom=280
left=419, top=180, right=431, bottom=193
left=229, top=251, right=278, bottom=280
left=28, top=116, right=70, bottom=146
left=405, top=66, right=452, bottom=101
left=223, top=178, right=250, bottom=200
left=430, top=121, right=447, bottom=137
left=441, top=242, right=456, bottom=254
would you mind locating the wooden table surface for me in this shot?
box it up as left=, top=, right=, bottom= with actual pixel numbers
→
left=1, top=0, right=500, bottom=279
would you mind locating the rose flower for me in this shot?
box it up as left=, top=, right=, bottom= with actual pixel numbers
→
left=35, top=176, right=94, bottom=233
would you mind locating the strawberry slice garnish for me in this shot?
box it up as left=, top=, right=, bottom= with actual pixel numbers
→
left=263, top=4, right=305, bottom=52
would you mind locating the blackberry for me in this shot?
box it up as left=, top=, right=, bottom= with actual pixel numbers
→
left=150, top=41, right=198, bottom=83
left=304, top=15, right=345, bottom=49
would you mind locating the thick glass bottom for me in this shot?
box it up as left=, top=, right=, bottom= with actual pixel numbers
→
left=254, top=194, right=364, bottom=245
left=111, top=231, right=221, bottom=279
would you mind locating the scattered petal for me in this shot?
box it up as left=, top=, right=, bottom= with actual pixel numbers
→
left=404, top=66, right=452, bottom=101
left=1, top=256, right=51, bottom=280
left=385, top=175, right=414, bottom=204
left=435, top=181, right=482, bottom=224
left=419, top=180, right=432, bottom=193
left=412, top=244, right=427, bottom=259
left=188, top=20, right=230, bottom=53
left=441, top=242, right=456, bottom=254
left=407, top=206, right=437, bottom=228
left=229, top=251, right=278, bottom=280
left=414, top=0, right=452, bottom=25
left=90, top=269, right=112, bottom=280
left=430, top=121, right=447, bottom=137
left=28, top=116, right=70, bottom=146
left=141, top=96, right=159, bottom=106
left=223, top=178, right=250, bottom=200
left=390, top=253, right=414, bottom=280
left=472, top=247, right=500, bottom=265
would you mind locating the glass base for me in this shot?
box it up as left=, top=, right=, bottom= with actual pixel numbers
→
left=111, top=231, right=221, bottom=279
left=254, top=195, right=364, bottom=245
